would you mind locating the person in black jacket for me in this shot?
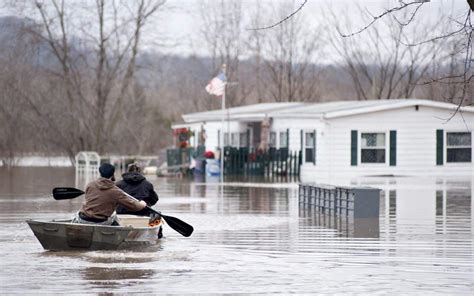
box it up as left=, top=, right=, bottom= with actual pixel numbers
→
left=116, top=162, right=159, bottom=215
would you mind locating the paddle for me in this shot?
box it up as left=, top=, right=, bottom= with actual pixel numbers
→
left=52, top=187, right=193, bottom=237
left=52, top=187, right=85, bottom=200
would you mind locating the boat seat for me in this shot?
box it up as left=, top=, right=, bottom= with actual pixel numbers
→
left=116, top=215, right=150, bottom=228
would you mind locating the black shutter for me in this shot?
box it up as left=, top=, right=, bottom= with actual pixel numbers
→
left=313, top=130, right=317, bottom=165
left=300, top=129, right=303, bottom=153
left=286, top=128, right=290, bottom=148
left=436, top=129, right=443, bottom=165
left=351, top=130, right=357, bottom=166
left=390, top=130, right=397, bottom=166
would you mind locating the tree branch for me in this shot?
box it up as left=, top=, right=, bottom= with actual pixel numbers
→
left=337, top=1, right=428, bottom=37
left=246, top=0, right=307, bottom=31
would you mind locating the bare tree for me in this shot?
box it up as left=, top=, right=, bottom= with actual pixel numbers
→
left=247, top=0, right=308, bottom=31
left=245, top=2, right=265, bottom=103
left=199, top=0, right=250, bottom=107
left=336, top=1, right=473, bottom=115
left=263, top=1, right=324, bottom=102
left=330, top=9, right=443, bottom=100
left=250, top=0, right=472, bottom=110
left=0, top=17, right=58, bottom=165
left=7, top=0, right=165, bottom=159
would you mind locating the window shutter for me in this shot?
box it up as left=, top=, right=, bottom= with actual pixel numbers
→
left=351, top=130, right=357, bottom=166
left=300, top=129, right=305, bottom=163
left=300, top=129, right=303, bottom=152
left=286, top=128, right=290, bottom=149
left=436, top=129, right=443, bottom=165
left=390, top=130, right=397, bottom=166
left=313, top=130, right=317, bottom=165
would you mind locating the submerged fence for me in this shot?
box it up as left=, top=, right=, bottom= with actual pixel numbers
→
left=299, top=183, right=381, bottom=237
left=224, top=147, right=301, bottom=177
left=165, top=146, right=301, bottom=177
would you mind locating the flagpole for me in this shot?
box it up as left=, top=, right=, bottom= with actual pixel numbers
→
left=220, top=64, right=226, bottom=182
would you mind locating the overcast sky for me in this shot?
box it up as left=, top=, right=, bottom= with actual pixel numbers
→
left=142, top=0, right=469, bottom=57
left=2, top=0, right=470, bottom=58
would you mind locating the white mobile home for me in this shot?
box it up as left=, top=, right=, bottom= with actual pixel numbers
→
left=172, top=99, right=474, bottom=180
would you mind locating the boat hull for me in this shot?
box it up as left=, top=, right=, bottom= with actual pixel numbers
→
left=26, top=216, right=162, bottom=251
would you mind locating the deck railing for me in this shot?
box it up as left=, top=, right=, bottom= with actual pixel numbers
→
left=224, top=147, right=301, bottom=177
left=165, top=146, right=301, bottom=177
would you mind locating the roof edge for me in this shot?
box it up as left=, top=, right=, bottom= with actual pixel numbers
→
left=324, top=100, right=474, bottom=119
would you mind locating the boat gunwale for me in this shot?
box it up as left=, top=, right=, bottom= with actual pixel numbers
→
left=25, top=218, right=162, bottom=231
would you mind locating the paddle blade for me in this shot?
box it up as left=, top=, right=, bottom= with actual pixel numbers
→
left=145, top=207, right=194, bottom=237
left=162, top=214, right=194, bottom=237
left=52, top=187, right=85, bottom=200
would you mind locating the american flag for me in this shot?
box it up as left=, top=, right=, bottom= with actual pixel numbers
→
left=205, top=72, right=227, bottom=96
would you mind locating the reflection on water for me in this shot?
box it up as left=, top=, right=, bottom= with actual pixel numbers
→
left=300, top=208, right=380, bottom=238
left=0, top=167, right=75, bottom=195
left=0, top=168, right=472, bottom=294
left=82, top=266, right=155, bottom=288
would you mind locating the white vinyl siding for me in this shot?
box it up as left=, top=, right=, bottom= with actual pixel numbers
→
left=177, top=103, right=474, bottom=181
left=223, top=133, right=229, bottom=146
left=299, top=106, right=474, bottom=182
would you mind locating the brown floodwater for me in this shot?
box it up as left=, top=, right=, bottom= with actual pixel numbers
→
left=0, top=167, right=472, bottom=294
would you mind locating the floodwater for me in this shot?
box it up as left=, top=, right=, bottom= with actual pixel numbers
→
left=0, top=167, right=472, bottom=294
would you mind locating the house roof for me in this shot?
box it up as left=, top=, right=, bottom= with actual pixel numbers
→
left=179, top=99, right=474, bottom=124
left=182, top=102, right=305, bottom=123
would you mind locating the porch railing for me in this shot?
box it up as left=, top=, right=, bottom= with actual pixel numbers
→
left=165, top=146, right=301, bottom=177
left=224, top=147, right=301, bottom=177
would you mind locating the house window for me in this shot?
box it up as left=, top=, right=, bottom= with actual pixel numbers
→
left=305, top=132, right=315, bottom=163
left=269, top=132, right=276, bottom=148
left=446, top=132, right=471, bottom=162
left=231, top=133, right=239, bottom=147
left=279, top=131, right=288, bottom=148
left=239, top=132, right=248, bottom=147
left=361, top=132, right=386, bottom=163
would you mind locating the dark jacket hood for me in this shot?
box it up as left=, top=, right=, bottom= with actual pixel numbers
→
left=121, top=172, right=145, bottom=184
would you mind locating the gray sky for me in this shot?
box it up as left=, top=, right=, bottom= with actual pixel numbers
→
left=144, top=0, right=470, bottom=57
left=2, top=0, right=470, bottom=58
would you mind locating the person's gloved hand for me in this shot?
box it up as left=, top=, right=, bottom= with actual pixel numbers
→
left=148, top=212, right=162, bottom=227
left=150, top=212, right=161, bottom=220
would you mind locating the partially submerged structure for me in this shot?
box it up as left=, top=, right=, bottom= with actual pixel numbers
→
left=172, top=99, right=474, bottom=180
